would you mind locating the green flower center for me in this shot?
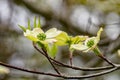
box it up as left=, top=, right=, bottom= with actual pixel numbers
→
left=87, top=39, right=94, bottom=47
left=37, top=33, right=46, bottom=41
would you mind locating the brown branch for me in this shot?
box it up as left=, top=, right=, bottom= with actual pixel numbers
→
left=69, top=51, right=73, bottom=66
left=52, top=60, right=114, bottom=71
left=0, top=42, right=119, bottom=79
left=0, top=61, right=120, bottom=79
left=98, top=54, right=116, bottom=67
left=18, top=0, right=92, bottom=36
left=33, top=42, right=61, bottom=75
left=33, top=43, right=115, bottom=71
left=63, top=67, right=119, bottom=79
left=41, top=48, right=61, bottom=75
left=0, top=61, right=61, bottom=78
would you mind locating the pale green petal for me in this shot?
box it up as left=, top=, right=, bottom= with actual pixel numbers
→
left=55, top=32, right=69, bottom=46
left=24, top=28, right=44, bottom=41
left=45, top=39, right=57, bottom=43
left=83, top=47, right=93, bottom=52
left=24, top=30, right=39, bottom=41
left=71, top=36, right=88, bottom=44
left=32, top=28, right=44, bottom=34
left=45, top=28, right=62, bottom=38
left=71, top=44, right=88, bottom=51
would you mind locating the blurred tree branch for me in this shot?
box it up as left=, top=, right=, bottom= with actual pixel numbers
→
left=13, top=0, right=92, bottom=36
left=0, top=42, right=120, bottom=79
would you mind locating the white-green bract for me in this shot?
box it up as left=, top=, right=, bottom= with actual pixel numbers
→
left=24, top=28, right=62, bottom=44
left=71, top=28, right=103, bottom=52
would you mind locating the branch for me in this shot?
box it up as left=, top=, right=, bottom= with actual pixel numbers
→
left=98, top=54, right=116, bottom=67
left=41, top=48, right=61, bottom=75
left=0, top=61, right=120, bottom=79
left=33, top=42, right=61, bottom=75
left=0, top=61, right=61, bottom=78
left=63, top=67, right=119, bottom=79
left=0, top=43, right=120, bottom=79
left=33, top=43, right=114, bottom=71
left=18, top=0, right=91, bottom=35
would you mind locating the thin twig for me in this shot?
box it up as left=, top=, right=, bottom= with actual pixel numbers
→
left=0, top=42, right=119, bottom=79
left=69, top=51, right=73, bottom=66
left=0, top=61, right=61, bottom=78
left=41, top=48, right=61, bottom=75
left=0, top=61, right=120, bottom=79
left=33, top=42, right=61, bottom=75
left=52, top=61, right=114, bottom=71
left=33, top=43, right=115, bottom=71
left=98, top=54, right=116, bottom=67
left=63, top=67, right=119, bottom=79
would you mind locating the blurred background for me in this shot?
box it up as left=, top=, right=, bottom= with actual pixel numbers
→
left=0, top=0, right=120, bottom=80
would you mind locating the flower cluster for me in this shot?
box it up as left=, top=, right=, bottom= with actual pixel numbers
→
left=19, top=17, right=103, bottom=58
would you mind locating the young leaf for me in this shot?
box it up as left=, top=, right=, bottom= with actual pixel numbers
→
left=18, top=25, right=26, bottom=32
left=37, top=17, right=41, bottom=28
left=34, top=16, right=36, bottom=28
left=50, top=44, right=58, bottom=58
left=46, top=44, right=57, bottom=58
left=27, top=19, right=31, bottom=30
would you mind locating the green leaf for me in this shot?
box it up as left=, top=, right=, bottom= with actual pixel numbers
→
left=70, top=43, right=88, bottom=51
left=46, top=44, right=58, bottom=58
left=18, top=25, right=26, bottom=32
left=34, top=16, right=36, bottom=28
left=37, top=17, right=41, bottom=28
left=27, top=19, right=31, bottom=30
left=50, top=44, right=58, bottom=58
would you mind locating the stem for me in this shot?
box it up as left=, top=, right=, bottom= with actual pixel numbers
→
left=41, top=48, right=61, bottom=75
left=93, top=47, right=115, bottom=67
left=69, top=51, right=73, bottom=66
left=98, top=55, right=115, bottom=67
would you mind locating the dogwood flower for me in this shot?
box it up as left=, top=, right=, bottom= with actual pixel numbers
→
left=19, top=17, right=62, bottom=44
left=24, top=28, right=62, bottom=44
left=24, top=28, right=43, bottom=41
left=19, top=17, right=62, bottom=58
left=71, top=28, right=103, bottom=54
